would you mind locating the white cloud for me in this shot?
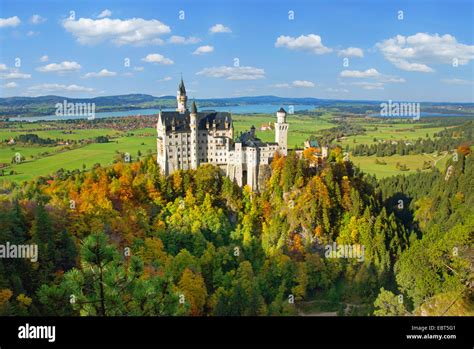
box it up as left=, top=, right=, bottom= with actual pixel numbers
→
left=376, top=33, right=474, bottom=72
left=2, top=82, right=18, bottom=88
left=63, top=17, right=171, bottom=46
left=292, top=80, right=315, bottom=88
left=340, top=68, right=380, bottom=78
left=441, top=78, right=473, bottom=85
left=0, top=16, right=21, bottom=28
left=0, top=64, right=7, bottom=71
left=338, top=47, right=364, bottom=57
left=0, top=71, right=32, bottom=79
left=98, top=9, right=112, bottom=18
left=28, top=83, right=95, bottom=93
left=142, top=53, right=174, bottom=65
left=197, top=66, right=265, bottom=80
left=272, top=83, right=291, bottom=88
left=339, top=68, right=404, bottom=89
left=40, top=55, right=49, bottom=62
left=168, top=35, right=201, bottom=44
left=37, top=61, right=81, bottom=73
left=193, top=45, right=214, bottom=55
left=158, top=76, right=172, bottom=82
left=380, top=76, right=406, bottom=83
left=326, top=87, right=349, bottom=93
left=272, top=81, right=316, bottom=88
left=209, top=24, right=231, bottom=34
left=26, top=30, right=38, bottom=37
left=390, top=60, right=433, bottom=73
left=30, top=14, right=46, bottom=24
left=275, top=34, right=332, bottom=55
left=83, top=69, right=117, bottom=78
left=352, top=82, right=384, bottom=90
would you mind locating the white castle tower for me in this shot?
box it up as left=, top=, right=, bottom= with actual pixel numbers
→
left=176, top=77, right=187, bottom=113
left=190, top=100, right=199, bottom=170
left=275, top=107, right=288, bottom=156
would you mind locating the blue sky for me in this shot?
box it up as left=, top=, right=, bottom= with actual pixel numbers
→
left=0, top=0, right=473, bottom=102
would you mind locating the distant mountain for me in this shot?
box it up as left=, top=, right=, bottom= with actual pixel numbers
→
left=0, top=94, right=472, bottom=118
left=0, top=94, right=159, bottom=107
left=0, top=94, right=325, bottom=106
left=0, top=94, right=328, bottom=117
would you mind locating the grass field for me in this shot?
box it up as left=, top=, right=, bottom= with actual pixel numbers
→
left=0, top=128, right=123, bottom=142
left=351, top=152, right=449, bottom=178
left=0, top=135, right=156, bottom=182
left=337, top=122, right=449, bottom=150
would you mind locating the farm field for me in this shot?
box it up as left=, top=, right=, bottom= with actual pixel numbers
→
left=0, top=128, right=122, bottom=142
left=337, top=122, right=450, bottom=150
left=0, top=135, right=156, bottom=183
left=0, top=144, right=65, bottom=164
left=350, top=152, right=449, bottom=178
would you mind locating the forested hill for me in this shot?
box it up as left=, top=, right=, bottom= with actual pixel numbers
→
left=2, top=94, right=473, bottom=118
left=0, top=147, right=472, bottom=316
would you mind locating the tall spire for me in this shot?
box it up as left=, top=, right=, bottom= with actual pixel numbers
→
left=191, top=99, right=197, bottom=114
left=176, top=75, right=188, bottom=113
left=179, top=75, right=186, bottom=95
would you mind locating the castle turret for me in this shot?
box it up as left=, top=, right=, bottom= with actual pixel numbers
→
left=156, top=109, right=168, bottom=175
left=275, top=107, right=288, bottom=156
left=250, top=125, right=256, bottom=138
left=176, top=77, right=187, bottom=113
left=190, top=100, right=198, bottom=169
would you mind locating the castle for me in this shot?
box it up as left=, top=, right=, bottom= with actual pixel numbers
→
left=156, top=78, right=288, bottom=191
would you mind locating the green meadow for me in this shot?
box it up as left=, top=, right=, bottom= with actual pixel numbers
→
left=350, top=152, right=449, bottom=178
left=1, top=135, right=157, bottom=183
left=0, top=128, right=122, bottom=142
left=337, top=122, right=449, bottom=150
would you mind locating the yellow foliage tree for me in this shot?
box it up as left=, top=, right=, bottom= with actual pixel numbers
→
left=178, top=268, right=208, bottom=316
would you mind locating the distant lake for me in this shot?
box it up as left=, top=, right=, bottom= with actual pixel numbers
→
left=9, top=104, right=316, bottom=122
